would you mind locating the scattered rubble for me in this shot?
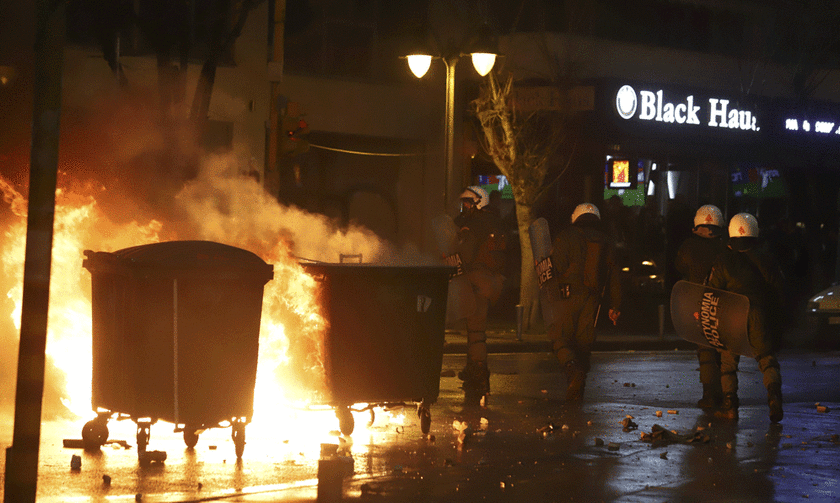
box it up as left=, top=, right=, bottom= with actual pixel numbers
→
left=641, top=424, right=710, bottom=445
left=537, top=423, right=555, bottom=438
left=70, top=454, right=81, bottom=470
left=815, top=403, right=831, bottom=413
left=620, top=416, right=639, bottom=432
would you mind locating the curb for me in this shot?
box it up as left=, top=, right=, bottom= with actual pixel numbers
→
left=443, top=332, right=697, bottom=354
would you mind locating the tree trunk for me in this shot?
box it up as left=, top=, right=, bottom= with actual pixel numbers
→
left=190, top=58, right=217, bottom=127
left=514, top=201, right=540, bottom=330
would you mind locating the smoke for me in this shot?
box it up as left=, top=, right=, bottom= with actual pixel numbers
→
left=173, top=154, right=432, bottom=265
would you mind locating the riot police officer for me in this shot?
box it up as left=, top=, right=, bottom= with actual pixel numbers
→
left=454, top=186, right=507, bottom=406
left=675, top=204, right=727, bottom=408
left=549, top=203, right=621, bottom=402
left=707, top=213, right=785, bottom=422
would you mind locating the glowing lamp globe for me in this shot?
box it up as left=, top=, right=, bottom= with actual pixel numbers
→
left=407, top=54, right=432, bottom=78
left=471, top=53, right=496, bottom=77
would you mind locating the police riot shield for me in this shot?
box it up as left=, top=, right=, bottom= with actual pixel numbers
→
left=432, top=214, right=477, bottom=325
left=670, top=280, right=753, bottom=357
left=528, top=217, right=561, bottom=327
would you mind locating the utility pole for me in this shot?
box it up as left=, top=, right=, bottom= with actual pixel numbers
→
left=4, top=1, right=64, bottom=502
left=265, top=0, right=285, bottom=198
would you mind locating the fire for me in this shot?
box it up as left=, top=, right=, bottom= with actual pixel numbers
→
left=0, top=169, right=400, bottom=449
left=1, top=180, right=165, bottom=417
left=0, top=173, right=329, bottom=414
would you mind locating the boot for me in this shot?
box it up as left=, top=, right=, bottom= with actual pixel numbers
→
left=459, top=361, right=490, bottom=406
left=714, top=393, right=739, bottom=420
left=565, top=361, right=587, bottom=403
left=768, top=384, right=784, bottom=423
left=697, top=383, right=723, bottom=409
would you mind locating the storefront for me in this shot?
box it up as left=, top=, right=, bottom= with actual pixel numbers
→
left=597, top=79, right=769, bottom=216
left=592, top=78, right=840, bottom=293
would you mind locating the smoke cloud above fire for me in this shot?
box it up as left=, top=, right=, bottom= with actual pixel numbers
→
left=0, top=89, right=436, bottom=421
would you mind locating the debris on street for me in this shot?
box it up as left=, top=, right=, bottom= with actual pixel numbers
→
left=621, top=415, right=638, bottom=432
left=640, top=424, right=710, bottom=445
left=607, top=442, right=621, bottom=451
left=815, top=403, right=830, bottom=413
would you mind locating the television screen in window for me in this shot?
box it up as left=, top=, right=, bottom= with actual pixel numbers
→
left=477, top=175, right=514, bottom=199
left=608, top=158, right=633, bottom=189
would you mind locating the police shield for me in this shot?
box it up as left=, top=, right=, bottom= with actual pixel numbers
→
left=670, top=280, right=753, bottom=357
left=528, top=217, right=561, bottom=326
left=432, top=214, right=477, bottom=325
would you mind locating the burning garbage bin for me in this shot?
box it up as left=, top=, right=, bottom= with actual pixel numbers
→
left=82, top=241, right=273, bottom=462
left=300, top=262, right=452, bottom=436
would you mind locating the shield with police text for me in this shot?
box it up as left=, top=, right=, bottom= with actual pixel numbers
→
left=529, top=217, right=561, bottom=326
left=670, top=280, right=753, bottom=357
left=432, top=214, right=477, bottom=325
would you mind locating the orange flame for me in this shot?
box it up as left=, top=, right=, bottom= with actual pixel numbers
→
left=0, top=174, right=332, bottom=424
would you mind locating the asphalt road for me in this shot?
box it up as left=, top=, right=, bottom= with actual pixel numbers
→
left=1, top=348, right=838, bottom=502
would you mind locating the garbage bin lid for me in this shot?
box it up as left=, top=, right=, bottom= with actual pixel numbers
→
left=84, top=241, right=274, bottom=282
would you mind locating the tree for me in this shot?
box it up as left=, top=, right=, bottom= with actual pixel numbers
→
left=188, top=0, right=265, bottom=129
left=73, top=0, right=265, bottom=128
left=471, top=71, right=574, bottom=329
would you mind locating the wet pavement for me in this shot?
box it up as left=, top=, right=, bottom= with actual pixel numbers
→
left=2, top=344, right=838, bottom=502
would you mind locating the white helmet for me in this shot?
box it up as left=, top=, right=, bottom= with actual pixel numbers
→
left=729, top=213, right=759, bottom=238
left=459, top=186, right=489, bottom=209
left=694, top=205, right=724, bottom=228
left=571, top=203, right=601, bottom=223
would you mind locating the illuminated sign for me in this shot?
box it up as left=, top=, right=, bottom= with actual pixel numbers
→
left=615, top=85, right=760, bottom=132
left=784, top=117, right=840, bottom=137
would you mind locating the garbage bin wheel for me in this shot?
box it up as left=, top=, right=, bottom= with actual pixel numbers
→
left=81, top=419, right=109, bottom=450
left=337, top=407, right=355, bottom=436
left=183, top=429, right=200, bottom=449
left=418, top=405, right=432, bottom=435
left=231, top=421, right=246, bottom=458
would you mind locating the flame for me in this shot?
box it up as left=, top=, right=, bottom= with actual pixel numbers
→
left=1, top=179, right=164, bottom=417
left=0, top=171, right=398, bottom=447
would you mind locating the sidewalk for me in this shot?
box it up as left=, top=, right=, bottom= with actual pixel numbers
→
left=443, top=322, right=696, bottom=354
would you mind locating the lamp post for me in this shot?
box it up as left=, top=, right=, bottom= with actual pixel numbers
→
left=405, top=26, right=497, bottom=212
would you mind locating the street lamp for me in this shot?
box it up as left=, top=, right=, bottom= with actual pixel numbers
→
left=404, top=24, right=498, bottom=211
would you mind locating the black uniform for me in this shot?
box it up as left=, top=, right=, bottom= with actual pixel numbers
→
left=707, top=244, right=785, bottom=421
left=548, top=215, right=621, bottom=402
left=675, top=230, right=726, bottom=406
left=453, top=206, right=506, bottom=398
